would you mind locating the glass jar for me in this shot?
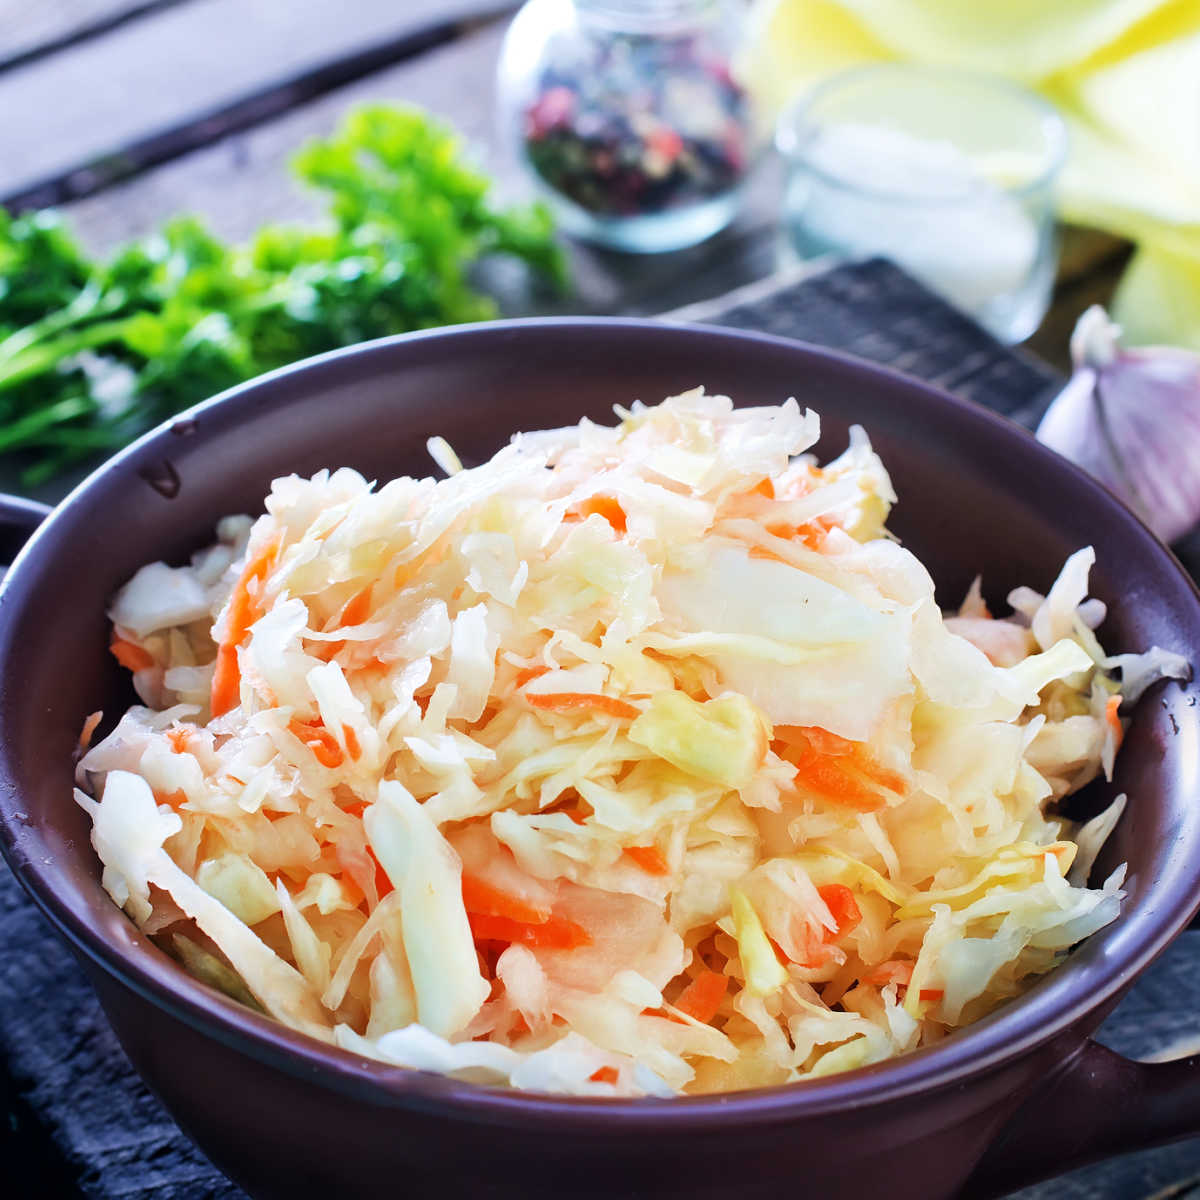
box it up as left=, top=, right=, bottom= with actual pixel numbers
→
left=777, top=66, right=1068, bottom=344
left=497, top=0, right=757, bottom=254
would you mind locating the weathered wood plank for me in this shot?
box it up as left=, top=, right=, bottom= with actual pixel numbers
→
left=57, top=15, right=786, bottom=319
left=0, top=0, right=514, bottom=209
left=0, top=0, right=182, bottom=73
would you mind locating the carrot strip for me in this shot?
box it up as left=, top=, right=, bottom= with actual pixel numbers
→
left=342, top=724, right=362, bottom=761
left=573, top=496, right=626, bottom=533
left=1105, top=694, right=1124, bottom=750
left=210, top=538, right=278, bottom=717
left=777, top=726, right=905, bottom=806
left=513, top=664, right=550, bottom=689
left=340, top=585, right=373, bottom=627
left=751, top=478, right=775, bottom=499
left=154, top=789, right=187, bottom=809
left=794, top=523, right=829, bottom=552
left=624, top=845, right=670, bottom=876
left=210, top=643, right=241, bottom=719
left=526, top=692, right=640, bottom=720
left=748, top=545, right=792, bottom=564
left=776, top=725, right=856, bottom=757
left=589, top=1066, right=619, bottom=1084
left=288, top=718, right=344, bottom=769
left=856, top=760, right=908, bottom=795
left=792, top=750, right=887, bottom=812
left=372, top=849, right=394, bottom=901
left=673, top=970, right=728, bottom=1024
left=109, top=636, right=155, bottom=673
left=166, top=725, right=193, bottom=755
left=817, top=884, right=862, bottom=939
left=78, top=711, right=103, bottom=752
left=919, top=989, right=944, bottom=1004
left=461, top=874, right=552, bottom=925
left=469, top=912, right=591, bottom=950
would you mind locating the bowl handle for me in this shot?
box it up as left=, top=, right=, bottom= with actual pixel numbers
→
left=963, top=1039, right=1200, bottom=1197
left=0, top=494, right=50, bottom=567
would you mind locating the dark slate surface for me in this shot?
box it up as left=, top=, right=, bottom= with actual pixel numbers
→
left=2, top=258, right=1198, bottom=1200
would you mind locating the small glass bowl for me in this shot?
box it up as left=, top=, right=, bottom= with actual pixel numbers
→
left=776, top=65, right=1068, bottom=343
left=497, top=0, right=758, bottom=254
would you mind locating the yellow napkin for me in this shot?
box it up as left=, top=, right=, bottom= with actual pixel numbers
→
left=749, top=0, right=1200, bottom=347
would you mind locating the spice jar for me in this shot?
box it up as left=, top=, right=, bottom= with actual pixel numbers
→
left=498, top=0, right=757, bottom=253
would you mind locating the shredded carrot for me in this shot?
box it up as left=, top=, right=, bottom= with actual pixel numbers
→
left=342, top=724, right=362, bottom=761
left=166, top=725, right=193, bottom=755
left=776, top=726, right=905, bottom=807
left=209, top=643, right=241, bottom=719
left=288, top=718, right=344, bottom=769
left=210, top=538, right=278, bottom=717
left=461, top=874, right=552, bottom=925
left=624, top=845, right=670, bottom=876
left=340, top=585, right=373, bottom=627
left=672, top=970, right=728, bottom=1024
left=513, top=664, right=551, bottom=689
left=777, top=725, right=855, bottom=757
left=372, top=849, right=394, bottom=901
left=589, top=1066, right=619, bottom=1084
left=751, top=478, right=775, bottom=499
left=109, top=636, right=155, bottom=673
left=792, top=749, right=887, bottom=812
left=919, top=989, right=944, bottom=1004
left=855, top=760, right=908, bottom=796
left=154, top=789, right=187, bottom=809
left=748, top=545, right=792, bottom=564
left=765, top=518, right=834, bottom=552
left=78, top=711, right=103, bottom=752
left=817, top=884, right=862, bottom=939
left=526, top=692, right=640, bottom=720
left=794, top=523, right=829, bottom=551
left=1105, top=694, right=1124, bottom=750
left=469, top=912, right=591, bottom=950
left=571, top=495, right=627, bottom=533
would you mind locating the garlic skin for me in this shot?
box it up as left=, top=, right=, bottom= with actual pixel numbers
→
left=1037, top=306, right=1200, bottom=545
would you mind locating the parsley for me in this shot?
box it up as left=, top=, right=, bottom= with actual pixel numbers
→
left=0, top=106, right=565, bottom=486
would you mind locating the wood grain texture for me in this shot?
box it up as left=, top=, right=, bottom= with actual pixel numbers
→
left=0, top=0, right=180, bottom=72
left=0, top=0, right=513, bottom=207
left=56, top=15, right=788, bottom=321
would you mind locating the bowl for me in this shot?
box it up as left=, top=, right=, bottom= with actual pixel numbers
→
left=1, top=319, right=1199, bottom=1200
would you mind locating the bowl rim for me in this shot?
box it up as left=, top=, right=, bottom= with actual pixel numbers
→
left=3, top=315, right=1199, bottom=1127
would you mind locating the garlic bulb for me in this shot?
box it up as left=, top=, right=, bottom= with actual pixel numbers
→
left=1037, top=306, right=1200, bottom=544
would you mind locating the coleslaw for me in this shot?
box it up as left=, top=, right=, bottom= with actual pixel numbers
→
left=76, top=390, right=1189, bottom=1096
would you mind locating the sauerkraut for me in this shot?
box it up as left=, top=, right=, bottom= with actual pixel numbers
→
left=77, top=389, right=1189, bottom=1096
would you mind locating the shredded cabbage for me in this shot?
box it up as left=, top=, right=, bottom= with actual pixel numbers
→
left=77, top=389, right=1190, bottom=1096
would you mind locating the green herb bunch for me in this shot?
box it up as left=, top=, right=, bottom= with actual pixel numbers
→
left=0, top=106, right=565, bottom=486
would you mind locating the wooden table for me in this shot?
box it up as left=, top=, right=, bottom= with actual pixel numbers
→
left=0, top=4, right=1164, bottom=1198
left=0, top=0, right=1131, bottom=368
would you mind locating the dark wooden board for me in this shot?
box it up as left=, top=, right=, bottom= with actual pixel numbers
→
left=0, top=0, right=514, bottom=209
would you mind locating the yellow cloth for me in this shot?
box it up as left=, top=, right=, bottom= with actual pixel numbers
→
left=749, top=0, right=1200, bottom=347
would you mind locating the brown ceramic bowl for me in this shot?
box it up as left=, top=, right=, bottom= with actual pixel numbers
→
left=1, top=320, right=1199, bottom=1200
